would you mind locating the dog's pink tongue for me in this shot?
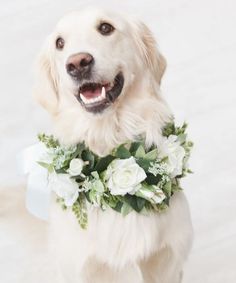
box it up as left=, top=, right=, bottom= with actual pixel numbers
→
left=81, top=88, right=101, bottom=98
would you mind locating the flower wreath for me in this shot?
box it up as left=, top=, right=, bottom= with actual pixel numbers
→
left=37, top=122, right=193, bottom=229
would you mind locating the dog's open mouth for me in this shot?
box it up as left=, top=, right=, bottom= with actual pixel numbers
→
left=76, top=72, right=124, bottom=113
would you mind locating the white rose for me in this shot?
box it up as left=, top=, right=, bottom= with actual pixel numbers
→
left=67, top=158, right=84, bottom=176
left=105, top=157, right=147, bottom=195
left=159, top=135, right=185, bottom=178
left=49, top=173, right=79, bottom=207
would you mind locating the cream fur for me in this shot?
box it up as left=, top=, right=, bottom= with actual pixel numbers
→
left=33, top=7, right=193, bottom=283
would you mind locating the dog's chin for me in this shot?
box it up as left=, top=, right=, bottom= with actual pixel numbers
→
left=75, top=72, right=124, bottom=114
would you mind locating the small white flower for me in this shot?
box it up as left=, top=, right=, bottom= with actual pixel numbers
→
left=159, top=135, right=185, bottom=178
left=49, top=173, right=79, bottom=207
left=105, top=156, right=147, bottom=196
left=54, top=155, right=67, bottom=169
left=67, top=158, right=84, bottom=176
left=148, top=161, right=170, bottom=176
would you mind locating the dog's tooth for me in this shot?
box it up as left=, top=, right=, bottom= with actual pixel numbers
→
left=81, top=94, right=91, bottom=104
left=97, top=95, right=102, bottom=102
left=80, top=93, right=87, bottom=103
left=101, top=87, right=106, bottom=99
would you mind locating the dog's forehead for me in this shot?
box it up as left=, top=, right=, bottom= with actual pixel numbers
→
left=56, top=8, right=126, bottom=33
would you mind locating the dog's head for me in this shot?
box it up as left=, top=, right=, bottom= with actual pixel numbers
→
left=34, top=7, right=166, bottom=116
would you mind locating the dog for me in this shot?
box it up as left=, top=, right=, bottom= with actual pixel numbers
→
left=33, top=7, right=193, bottom=283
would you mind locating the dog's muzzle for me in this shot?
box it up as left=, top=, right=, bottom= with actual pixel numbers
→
left=75, top=72, right=124, bottom=113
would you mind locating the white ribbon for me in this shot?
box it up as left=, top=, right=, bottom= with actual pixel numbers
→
left=18, top=143, right=51, bottom=221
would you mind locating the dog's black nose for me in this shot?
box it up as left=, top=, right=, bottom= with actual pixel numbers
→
left=66, top=53, right=94, bottom=80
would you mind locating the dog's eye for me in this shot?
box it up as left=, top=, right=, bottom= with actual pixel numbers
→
left=98, top=22, right=115, bottom=35
left=56, top=37, right=65, bottom=50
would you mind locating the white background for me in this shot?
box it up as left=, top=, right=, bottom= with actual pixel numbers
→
left=0, top=0, right=236, bottom=282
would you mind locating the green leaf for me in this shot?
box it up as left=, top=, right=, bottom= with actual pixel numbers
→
left=84, top=191, right=91, bottom=203
left=136, top=158, right=152, bottom=171
left=81, top=150, right=95, bottom=170
left=135, top=145, right=146, bottom=158
left=136, top=196, right=147, bottom=211
left=94, top=155, right=116, bottom=173
left=121, top=202, right=132, bottom=216
left=153, top=201, right=169, bottom=211
left=177, top=133, right=187, bottom=144
left=145, top=173, right=161, bottom=185
left=129, top=142, right=142, bottom=154
left=71, top=143, right=86, bottom=159
left=163, top=181, right=172, bottom=197
left=114, top=145, right=131, bottom=159
left=171, top=182, right=182, bottom=192
left=123, top=195, right=146, bottom=213
left=37, top=161, right=54, bottom=173
left=145, top=148, right=158, bottom=160
left=92, top=179, right=105, bottom=193
left=112, top=201, right=123, bottom=213
left=164, top=197, right=170, bottom=206
left=91, top=171, right=99, bottom=179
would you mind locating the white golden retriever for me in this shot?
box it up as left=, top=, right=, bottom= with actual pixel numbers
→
left=34, top=7, right=193, bottom=283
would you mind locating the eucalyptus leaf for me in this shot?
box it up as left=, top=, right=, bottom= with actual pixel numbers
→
left=114, top=144, right=131, bottom=159
left=145, top=148, right=158, bottom=160
left=136, top=158, right=152, bottom=171
left=121, top=202, right=132, bottom=216
left=135, top=145, right=146, bottom=158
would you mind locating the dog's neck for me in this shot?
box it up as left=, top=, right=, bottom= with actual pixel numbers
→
left=53, top=86, right=172, bottom=156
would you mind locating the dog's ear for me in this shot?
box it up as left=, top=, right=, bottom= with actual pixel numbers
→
left=33, top=35, right=59, bottom=115
left=131, top=20, right=166, bottom=85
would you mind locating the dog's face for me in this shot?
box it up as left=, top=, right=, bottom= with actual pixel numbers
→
left=34, top=8, right=166, bottom=116
left=54, top=9, right=130, bottom=114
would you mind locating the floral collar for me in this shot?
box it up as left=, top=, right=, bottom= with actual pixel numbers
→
left=37, top=122, right=193, bottom=229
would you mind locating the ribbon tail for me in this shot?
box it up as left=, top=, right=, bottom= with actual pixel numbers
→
left=26, top=169, right=51, bottom=221
left=18, top=143, right=51, bottom=221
